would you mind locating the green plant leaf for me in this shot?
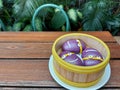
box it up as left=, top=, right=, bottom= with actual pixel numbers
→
left=23, top=24, right=33, bottom=32
left=13, top=0, right=44, bottom=19
left=0, top=19, right=5, bottom=31
left=13, top=22, right=24, bottom=31
left=49, top=11, right=66, bottom=30
left=106, top=13, right=120, bottom=35
left=0, top=0, right=3, bottom=9
left=83, top=18, right=103, bottom=31
left=83, top=9, right=105, bottom=31
left=82, top=0, right=109, bottom=31
left=6, top=25, right=12, bottom=31
left=34, top=17, right=42, bottom=31
left=67, top=8, right=78, bottom=23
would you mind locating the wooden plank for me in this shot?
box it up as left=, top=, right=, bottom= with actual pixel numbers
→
left=107, top=43, right=120, bottom=59
left=0, top=32, right=116, bottom=43
left=0, top=43, right=52, bottom=58
left=0, top=88, right=66, bottom=90
left=0, top=42, right=119, bottom=58
left=0, top=59, right=119, bottom=88
left=0, top=87, right=119, bottom=90
left=0, top=32, right=118, bottom=89
left=105, top=60, right=120, bottom=87
left=101, top=88, right=120, bottom=90
left=0, top=60, right=58, bottom=87
left=114, top=36, right=120, bottom=45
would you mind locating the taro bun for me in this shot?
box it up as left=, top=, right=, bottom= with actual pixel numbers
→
left=62, top=39, right=86, bottom=54
left=82, top=48, right=103, bottom=66
left=59, top=51, right=84, bottom=66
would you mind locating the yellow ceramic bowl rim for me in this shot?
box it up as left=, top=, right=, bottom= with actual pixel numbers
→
left=52, top=33, right=110, bottom=73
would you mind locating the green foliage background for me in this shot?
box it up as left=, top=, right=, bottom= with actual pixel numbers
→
left=0, top=0, right=120, bottom=35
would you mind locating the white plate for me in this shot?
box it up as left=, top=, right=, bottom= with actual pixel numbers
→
left=49, top=55, right=111, bottom=90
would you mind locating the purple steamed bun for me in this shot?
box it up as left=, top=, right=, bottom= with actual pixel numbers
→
left=83, top=59, right=102, bottom=66
left=82, top=48, right=103, bottom=66
left=62, top=39, right=86, bottom=54
left=59, top=51, right=84, bottom=66
left=82, top=48, right=103, bottom=59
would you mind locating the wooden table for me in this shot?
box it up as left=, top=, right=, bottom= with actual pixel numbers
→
left=0, top=31, right=119, bottom=90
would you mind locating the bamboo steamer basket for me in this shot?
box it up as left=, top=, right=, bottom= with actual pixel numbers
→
left=52, top=33, right=110, bottom=87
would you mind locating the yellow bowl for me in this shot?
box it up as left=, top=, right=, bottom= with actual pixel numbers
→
left=52, top=33, right=110, bottom=87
